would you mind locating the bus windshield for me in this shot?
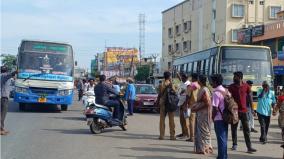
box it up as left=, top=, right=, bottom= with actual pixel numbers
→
left=18, top=41, right=74, bottom=77
left=220, top=47, right=272, bottom=86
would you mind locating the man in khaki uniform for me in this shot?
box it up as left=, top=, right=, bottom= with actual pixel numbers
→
left=183, top=73, right=199, bottom=142
left=157, top=71, right=176, bottom=140
left=176, top=72, right=190, bottom=139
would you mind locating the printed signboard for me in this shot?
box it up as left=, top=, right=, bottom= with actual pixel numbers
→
left=237, top=29, right=252, bottom=44
left=105, top=47, right=139, bottom=66
left=274, top=66, right=284, bottom=75
left=252, top=25, right=264, bottom=37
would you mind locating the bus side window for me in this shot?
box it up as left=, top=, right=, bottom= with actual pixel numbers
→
left=193, top=62, right=197, bottom=73
left=200, top=60, right=205, bottom=75
left=180, top=64, right=184, bottom=72
left=205, top=59, right=210, bottom=75
left=187, top=63, right=192, bottom=75
left=185, top=63, right=188, bottom=73
left=197, top=61, right=201, bottom=74
left=209, top=56, right=215, bottom=74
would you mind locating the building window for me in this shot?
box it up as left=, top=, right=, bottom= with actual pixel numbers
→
left=175, top=43, right=180, bottom=52
left=184, top=21, right=191, bottom=32
left=168, top=28, right=173, bottom=38
left=168, top=45, right=172, bottom=53
left=231, top=29, right=238, bottom=42
left=189, top=40, right=192, bottom=51
left=183, top=22, right=188, bottom=32
left=232, top=4, right=244, bottom=17
left=212, top=9, right=216, bottom=19
left=259, top=1, right=264, bottom=5
left=270, top=6, right=281, bottom=19
left=168, top=62, right=172, bottom=70
left=183, top=41, right=188, bottom=51
left=212, top=33, right=216, bottom=41
left=248, top=0, right=254, bottom=5
left=175, top=25, right=181, bottom=36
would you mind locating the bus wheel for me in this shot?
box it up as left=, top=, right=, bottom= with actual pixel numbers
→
left=61, top=105, right=68, bottom=111
left=19, top=103, right=26, bottom=111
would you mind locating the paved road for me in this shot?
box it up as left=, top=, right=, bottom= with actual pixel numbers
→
left=1, top=98, right=283, bottom=159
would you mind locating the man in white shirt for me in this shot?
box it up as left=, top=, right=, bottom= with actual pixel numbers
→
left=86, top=79, right=95, bottom=92
left=176, top=72, right=191, bottom=138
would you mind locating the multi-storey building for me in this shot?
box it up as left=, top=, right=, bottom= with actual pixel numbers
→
left=161, top=0, right=284, bottom=72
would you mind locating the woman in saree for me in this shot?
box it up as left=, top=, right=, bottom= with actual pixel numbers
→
left=191, top=75, right=213, bottom=155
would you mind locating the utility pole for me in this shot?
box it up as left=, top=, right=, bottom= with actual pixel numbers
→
left=139, top=13, right=145, bottom=66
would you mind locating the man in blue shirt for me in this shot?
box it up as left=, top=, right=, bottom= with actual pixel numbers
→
left=256, top=81, right=276, bottom=144
left=125, top=78, right=136, bottom=116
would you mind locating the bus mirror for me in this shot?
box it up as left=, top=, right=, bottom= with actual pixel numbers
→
left=75, top=61, right=78, bottom=66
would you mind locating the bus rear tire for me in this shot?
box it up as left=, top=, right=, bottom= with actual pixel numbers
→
left=61, top=105, right=68, bottom=111
left=19, top=103, right=26, bottom=111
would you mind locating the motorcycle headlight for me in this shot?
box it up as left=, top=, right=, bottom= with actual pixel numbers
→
left=58, top=89, right=73, bottom=96
left=15, top=87, right=28, bottom=94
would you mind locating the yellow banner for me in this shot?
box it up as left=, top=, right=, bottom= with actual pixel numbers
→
left=106, top=47, right=139, bottom=65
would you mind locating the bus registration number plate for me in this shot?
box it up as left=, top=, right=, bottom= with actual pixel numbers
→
left=38, top=98, right=47, bottom=103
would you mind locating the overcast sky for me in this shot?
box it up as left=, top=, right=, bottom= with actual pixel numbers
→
left=1, top=0, right=183, bottom=69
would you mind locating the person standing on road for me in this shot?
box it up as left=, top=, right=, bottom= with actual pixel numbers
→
left=125, top=78, right=136, bottom=116
left=185, top=73, right=199, bottom=142
left=228, top=71, right=257, bottom=153
left=176, top=72, right=191, bottom=139
left=1, top=66, right=17, bottom=135
left=239, top=80, right=258, bottom=133
left=256, top=81, right=276, bottom=144
left=77, top=79, right=84, bottom=101
left=83, top=79, right=89, bottom=94
left=246, top=80, right=258, bottom=133
left=211, top=74, right=228, bottom=159
left=191, top=75, right=213, bottom=155
left=273, top=88, right=284, bottom=149
left=157, top=71, right=176, bottom=140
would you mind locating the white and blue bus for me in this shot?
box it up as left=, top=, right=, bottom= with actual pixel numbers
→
left=14, top=40, right=75, bottom=111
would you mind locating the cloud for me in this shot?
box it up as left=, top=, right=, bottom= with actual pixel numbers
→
left=1, top=0, right=184, bottom=68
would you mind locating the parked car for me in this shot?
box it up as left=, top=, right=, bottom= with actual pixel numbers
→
left=134, top=84, right=158, bottom=112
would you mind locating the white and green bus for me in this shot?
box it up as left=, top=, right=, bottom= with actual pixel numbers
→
left=173, top=45, right=273, bottom=109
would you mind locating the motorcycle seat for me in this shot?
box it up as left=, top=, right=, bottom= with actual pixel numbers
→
left=95, top=103, right=110, bottom=110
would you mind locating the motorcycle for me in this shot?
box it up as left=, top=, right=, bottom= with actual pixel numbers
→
left=84, top=95, right=127, bottom=134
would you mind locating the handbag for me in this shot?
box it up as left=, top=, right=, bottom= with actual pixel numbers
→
left=184, top=108, right=191, bottom=118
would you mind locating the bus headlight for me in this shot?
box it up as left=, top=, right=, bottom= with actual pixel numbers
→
left=58, top=90, right=73, bottom=96
left=15, top=87, right=28, bottom=94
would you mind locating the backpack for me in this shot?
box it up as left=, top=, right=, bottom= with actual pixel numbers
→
left=215, top=89, right=239, bottom=124
left=165, top=84, right=179, bottom=112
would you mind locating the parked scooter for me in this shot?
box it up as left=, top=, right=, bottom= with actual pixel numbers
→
left=84, top=95, right=127, bottom=134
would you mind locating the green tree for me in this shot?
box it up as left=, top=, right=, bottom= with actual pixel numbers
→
left=135, top=65, right=150, bottom=81
left=91, top=68, right=99, bottom=78
left=0, top=54, right=17, bottom=71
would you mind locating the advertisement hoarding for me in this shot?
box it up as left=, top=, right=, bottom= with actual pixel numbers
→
left=105, top=47, right=139, bottom=66
left=237, top=28, right=252, bottom=44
